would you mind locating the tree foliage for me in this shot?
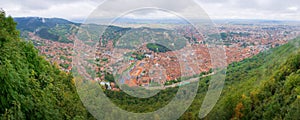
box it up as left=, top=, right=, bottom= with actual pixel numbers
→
left=0, top=12, right=93, bottom=119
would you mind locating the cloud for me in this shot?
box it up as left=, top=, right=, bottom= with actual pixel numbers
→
left=122, top=10, right=178, bottom=19
left=0, top=0, right=103, bottom=20
left=0, top=0, right=300, bottom=21
left=196, top=0, right=300, bottom=20
left=84, top=0, right=211, bottom=23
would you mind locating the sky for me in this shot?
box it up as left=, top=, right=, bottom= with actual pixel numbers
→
left=0, top=0, right=300, bottom=22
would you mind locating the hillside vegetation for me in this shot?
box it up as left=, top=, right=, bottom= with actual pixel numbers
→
left=180, top=37, right=300, bottom=119
left=0, top=12, right=94, bottom=120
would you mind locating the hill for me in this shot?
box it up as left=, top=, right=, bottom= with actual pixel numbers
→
left=14, top=17, right=78, bottom=43
left=0, top=12, right=93, bottom=119
left=14, top=17, right=76, bottom=32
left=180, top=37, right=300, bottom=119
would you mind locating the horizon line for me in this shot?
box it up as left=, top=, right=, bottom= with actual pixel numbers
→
left=13, top=16, right=300, bottom=24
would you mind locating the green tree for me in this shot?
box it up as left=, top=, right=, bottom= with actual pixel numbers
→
left=0, top=11, right=94, bottom=119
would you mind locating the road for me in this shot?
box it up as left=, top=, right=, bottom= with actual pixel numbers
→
left=144, top=73, right=214, bottom=90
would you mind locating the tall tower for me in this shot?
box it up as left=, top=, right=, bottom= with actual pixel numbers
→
left=99, top=36, right=103, bottom=47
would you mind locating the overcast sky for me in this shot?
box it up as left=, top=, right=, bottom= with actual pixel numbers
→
left=1, top=0, right=299, bottom=22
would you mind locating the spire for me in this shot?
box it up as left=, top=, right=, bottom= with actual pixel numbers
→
left=99, top=37, right=103, bottom=46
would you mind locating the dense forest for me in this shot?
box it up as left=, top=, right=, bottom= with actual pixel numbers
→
left=0, top=12, right=94, bottom=119
left=1, top=11, right=300, bottom=119
left=146, top=43, right=171, bottom=53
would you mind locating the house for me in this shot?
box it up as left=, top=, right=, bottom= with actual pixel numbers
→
left=145, top=53, right=153, bottom=58
left=100, top=82, right=111, bottom=90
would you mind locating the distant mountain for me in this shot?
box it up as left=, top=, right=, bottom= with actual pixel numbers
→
left=111, top=18, right=189, bottom=24
left=14, top=17, right=79, bottom=43
left=14, top=17, right=78, bottom=32
left=212, top=19, right=300, bottom=25
left=13, top=17, right=179, bottom=44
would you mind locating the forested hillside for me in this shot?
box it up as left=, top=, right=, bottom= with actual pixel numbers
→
left=180, top=37, right=300, bottom=119
left=14, top=17, right=77, bottom=43
left=0, top=12, right=94, bottom=119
